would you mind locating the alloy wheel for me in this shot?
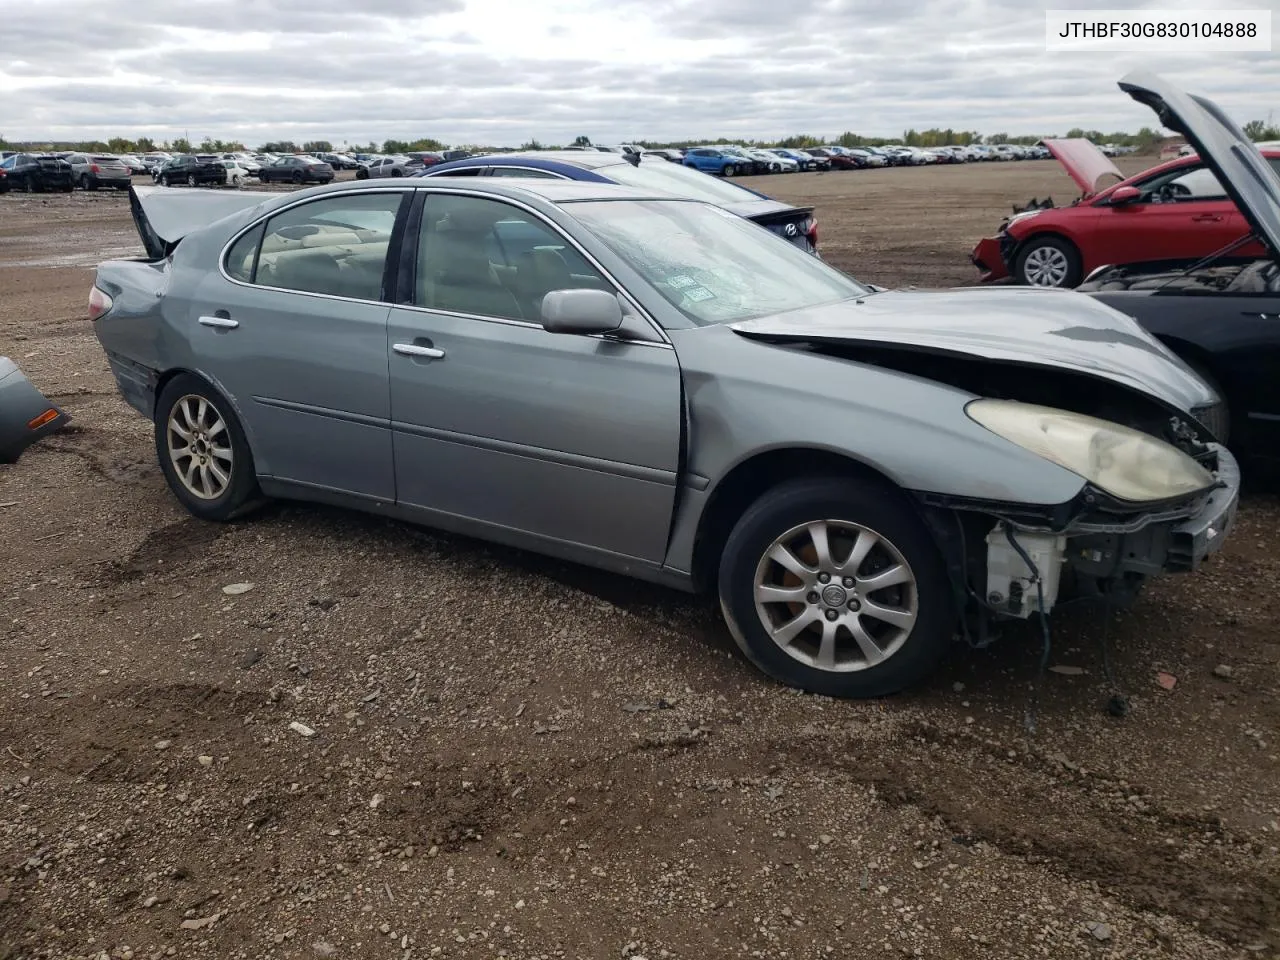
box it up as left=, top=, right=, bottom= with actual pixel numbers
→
left=752, top=519, right=918, bottom=673
left=1022, top=245, right=1070, bottom=286
left=166, top=394, right=234, bottom=500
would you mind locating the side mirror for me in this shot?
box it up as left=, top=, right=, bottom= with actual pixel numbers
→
left=1109, top=185, right=1141, bottom=206
left=541, top=288, right=623, bottom=336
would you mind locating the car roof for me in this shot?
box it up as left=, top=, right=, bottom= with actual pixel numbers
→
left=248, top=175, right=680, bottom=208
left=427, top=150, right=632, bottom=174
left=420, top=175, right=671, bottom=203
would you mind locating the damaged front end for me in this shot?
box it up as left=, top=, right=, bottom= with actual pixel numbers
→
left=757, top=324, right=1238, bottom=629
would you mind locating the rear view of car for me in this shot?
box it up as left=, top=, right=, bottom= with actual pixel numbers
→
left=76, top=155, right=132, bottom=191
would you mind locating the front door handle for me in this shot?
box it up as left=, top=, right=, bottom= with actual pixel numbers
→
left=393, top=342, right=445, bottom=359
left=198, top=315, right=239, bottom=329
left=1190, top=214, right=1223, bottom=223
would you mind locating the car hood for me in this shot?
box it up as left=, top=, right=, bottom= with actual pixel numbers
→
left=1119, top=70, right=1280, bottom=262
left=129, top=185, right=268, bottom=260
left=730, top=286, right=1213, bottom=414
left=1042, top=138, right=1124, bottom=196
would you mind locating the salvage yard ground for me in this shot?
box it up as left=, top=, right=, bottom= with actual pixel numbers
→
left=1, top=160, right=1277, bottom=960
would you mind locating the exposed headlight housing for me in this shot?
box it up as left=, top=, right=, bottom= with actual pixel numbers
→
left=966, top=399, right=1214, bottom=503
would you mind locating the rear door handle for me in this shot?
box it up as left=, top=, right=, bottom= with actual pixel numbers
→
left=1190, top=214, right=1223, bottom=222
left=198, top=315, right=239, bottom=329
left=393, top=343, right=445, bottom=359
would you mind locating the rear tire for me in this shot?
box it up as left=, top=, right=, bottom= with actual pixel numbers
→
left=292, top=171, right=304, bottom=184
left=155, top=374, right=263, bottom=522
left=78, top=175, right=90, bottom=190
left=717, top=475, right=954, bottom=698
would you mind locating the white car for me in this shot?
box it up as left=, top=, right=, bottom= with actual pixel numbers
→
left=220, top=153, right=261, bottom=173
left=750, top=149, right=796, bottom=172
left=218, top=160, right=253, bottom=187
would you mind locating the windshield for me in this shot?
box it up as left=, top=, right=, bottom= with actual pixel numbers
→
left=596, top=158, right=767, bottom=205
left=566, top=199, right=867, bottom=326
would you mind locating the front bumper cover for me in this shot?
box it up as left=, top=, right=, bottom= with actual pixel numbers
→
left=970, top=231, right=1015, bottom=282
left=0, top=357, right=70, bottom=464
left=1067, top=445, right=1240, bottom=579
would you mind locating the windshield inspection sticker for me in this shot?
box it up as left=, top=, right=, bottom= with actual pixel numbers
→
left=683, top=285, right=716, bottom=302
left=667, top=274, right=698, bottom=289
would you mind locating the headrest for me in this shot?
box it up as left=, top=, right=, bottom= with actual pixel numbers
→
left=433, top=196, right=507, bottom=237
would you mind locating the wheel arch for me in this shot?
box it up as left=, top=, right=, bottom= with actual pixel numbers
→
left=1149, top=334, right=1234, bottom=437
left=689, top=446, right=914, bottom=594
left=152, top=367, right=266, bottom=470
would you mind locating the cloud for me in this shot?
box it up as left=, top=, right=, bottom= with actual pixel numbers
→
left=1, top=0, right=1276, bottom=146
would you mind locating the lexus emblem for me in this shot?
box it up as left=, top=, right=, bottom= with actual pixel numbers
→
left=784, top=223, right=798, bottom=236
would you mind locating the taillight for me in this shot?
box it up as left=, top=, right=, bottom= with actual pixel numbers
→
left=88, top=285, right=113, bottom=322
left=90, top=163, right=101, bottom=174
left=806, top=217, right=819, bottom=248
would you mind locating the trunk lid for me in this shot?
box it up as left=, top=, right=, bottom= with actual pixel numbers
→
left=729, top=200, right=816, bottom=252
left=1041, top=138, right=1124, bottom=196
left=128, top=185, right=267, bottom=260
left=1119, top=70, right=1280, bottom=263
left=729, top=286, right=1215, bottom=414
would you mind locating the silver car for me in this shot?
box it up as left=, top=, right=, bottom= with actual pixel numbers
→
left=90, top=163, right=1237, bottom=698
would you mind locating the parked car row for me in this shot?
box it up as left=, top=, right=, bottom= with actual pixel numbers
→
left=636, top=142, right=1063, bottom=177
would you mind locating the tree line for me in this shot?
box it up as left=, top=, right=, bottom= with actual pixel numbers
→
left=3, top=121, right=1278, bottom=156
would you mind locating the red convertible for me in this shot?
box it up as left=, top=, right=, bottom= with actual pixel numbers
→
left=971, top=139, right=1280, bottom=287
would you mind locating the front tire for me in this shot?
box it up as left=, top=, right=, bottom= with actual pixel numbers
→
left=155, top=375, right=262, bottom=522
left=1015, top=235, right=1081, bottom=288
left=186, top=174, right=197, bottom=187
left=718, top=476, right=954, bottom=698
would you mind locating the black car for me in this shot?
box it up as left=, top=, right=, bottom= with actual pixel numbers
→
left=154, top=155, right=225, bottom=187
left=258, top=156, right=335, bottom=184
left=0, top=153, right=74, bottom=193
left=317, top=152, right=359, bottom=170
left=1076, top=73, right=1280, bottom=463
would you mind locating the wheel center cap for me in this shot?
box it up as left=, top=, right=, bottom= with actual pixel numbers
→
left=821, top=584, right=848, bottom=607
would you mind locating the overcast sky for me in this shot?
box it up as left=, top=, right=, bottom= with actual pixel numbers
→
left=2, top=0, right=1276, bottom=147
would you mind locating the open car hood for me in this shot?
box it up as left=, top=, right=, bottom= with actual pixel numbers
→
left=1041, top=138, right=1124, bottom=197
left=730, top=287, right=1214, bottom=415
left=1119, top=70, right=1280, bottom=262
left=129, top=185, right=267, bottom=260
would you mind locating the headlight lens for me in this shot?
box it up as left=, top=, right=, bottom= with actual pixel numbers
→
left=966, top=399, right=1214, bottom=503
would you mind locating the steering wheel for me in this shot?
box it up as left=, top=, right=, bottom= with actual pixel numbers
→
left=1157, top=181, right=1192, bottom=202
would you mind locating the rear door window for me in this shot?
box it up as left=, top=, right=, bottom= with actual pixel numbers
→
left=243, top=192, right=408, bottom=301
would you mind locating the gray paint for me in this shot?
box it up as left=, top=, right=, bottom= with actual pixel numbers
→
left=97, top=177, right=1220, bottom=591
left=0, top=357, right=68, bottom=463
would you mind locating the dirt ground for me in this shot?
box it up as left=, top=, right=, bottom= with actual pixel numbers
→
left=1, top=161, right=1277, bottom=960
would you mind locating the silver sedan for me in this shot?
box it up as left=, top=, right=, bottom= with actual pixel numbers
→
left=89, top=177, right=1237, bottom=698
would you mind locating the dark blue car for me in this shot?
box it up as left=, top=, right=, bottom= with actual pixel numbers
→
left=414, top=151, right=818, bottom=254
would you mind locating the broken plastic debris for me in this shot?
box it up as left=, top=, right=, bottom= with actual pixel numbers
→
left=289, top=721, right=316, bottom=738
